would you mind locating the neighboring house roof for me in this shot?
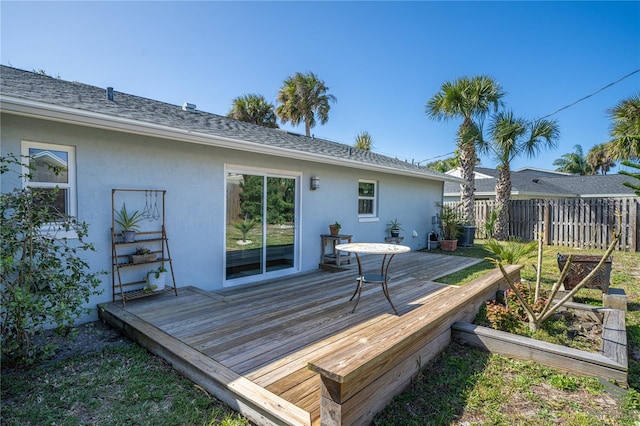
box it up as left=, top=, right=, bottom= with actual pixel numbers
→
left=0, top=65, right=460, bottom=184
left=512, top=167, right=572, bottom=177
left=444, top=167, right=636, bottom=198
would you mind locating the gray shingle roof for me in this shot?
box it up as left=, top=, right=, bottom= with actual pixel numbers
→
left=0, top=65, right=455, bottom=182
left=444, top=168, right=636, bottom=197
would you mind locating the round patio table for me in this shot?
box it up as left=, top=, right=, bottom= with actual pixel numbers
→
left=335, top=243, right=410, bottom=315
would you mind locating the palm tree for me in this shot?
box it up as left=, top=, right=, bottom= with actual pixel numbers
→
left=354, top=131, right=373, bottom=151
left=425, top=155, right=458, bottom=173
left=479, top=111, right=560, bottom=240
left=586, top=143, right=616, bottom=175
left=276, top=72, right=336, bottom=137
left=227, top=94, right=278, bottom=128
left=553, top=144, right=594, bottom=175
left=605, top=93, right=640, bottom=161
left=426, top=76, right=505, bottom=224
left=619, top=160, right=640, bottom=195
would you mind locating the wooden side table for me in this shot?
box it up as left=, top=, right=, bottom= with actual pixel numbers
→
left=320, top=234, right=353, bottom=270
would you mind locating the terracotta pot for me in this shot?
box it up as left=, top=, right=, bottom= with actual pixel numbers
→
left=329, top=225, right=341, bottom=236
left=440, top=239, right=458, bottom=252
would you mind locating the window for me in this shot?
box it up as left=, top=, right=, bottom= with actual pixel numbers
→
left=358, top=180, right=377, bottom=217
left=21, top=141, right=77, bottom=219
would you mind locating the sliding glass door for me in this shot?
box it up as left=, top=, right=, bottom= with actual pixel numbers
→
left=225, top=170, right=297, bottom=284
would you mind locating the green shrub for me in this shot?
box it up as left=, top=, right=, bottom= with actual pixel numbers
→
left=1, top=154, right=103, bottom=365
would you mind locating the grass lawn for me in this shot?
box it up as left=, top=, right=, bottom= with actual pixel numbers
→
left=374, top=240, right=640, bottom=425
left=2, top=240, right=638, bottom=425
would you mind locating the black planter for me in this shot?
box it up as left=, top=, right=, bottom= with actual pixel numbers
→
left=457, top=226, right=475, bottom=247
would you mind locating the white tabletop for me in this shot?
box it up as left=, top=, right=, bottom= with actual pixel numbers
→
left=335, top=243, right=410, bottom=255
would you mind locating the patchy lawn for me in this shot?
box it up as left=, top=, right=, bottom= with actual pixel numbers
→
left=2, top=240, right=639, bottom=425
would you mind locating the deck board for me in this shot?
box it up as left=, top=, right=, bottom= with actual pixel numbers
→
left=101, top=251, right=483, bottom=425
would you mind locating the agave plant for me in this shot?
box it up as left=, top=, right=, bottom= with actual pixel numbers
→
left=114, top=203, right=144, bottom=232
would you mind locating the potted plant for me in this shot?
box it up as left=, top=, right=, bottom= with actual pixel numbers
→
left=386, top=218, right=403, bottom=238
left=329, top=221, right=341, bottom=236
left=114, top=203, right=144, bottom=242
left=130, top=246, right=157, bottom=264
left=438, top=203, right=463, bottom=251
left=145, top=265, right=167, bottom=291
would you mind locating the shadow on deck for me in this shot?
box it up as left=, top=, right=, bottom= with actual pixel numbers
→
left=99, top=251, right=519, bottom=425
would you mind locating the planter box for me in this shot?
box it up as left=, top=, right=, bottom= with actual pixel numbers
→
left=453, top=316, right=627, bottom=387
left=130, top=253, right=157, bottom=264
left=557, top=254, right=612, bottom=293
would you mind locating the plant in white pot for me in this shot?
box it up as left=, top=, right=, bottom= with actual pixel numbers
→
left=114, top=203, right=144, bottom=243
left=145, top=265, right=167, bottom=292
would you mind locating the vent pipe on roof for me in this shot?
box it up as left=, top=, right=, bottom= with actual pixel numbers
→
left=106, top=87, right=114, bottom=101
left=182, top=102, right=196, bottom=113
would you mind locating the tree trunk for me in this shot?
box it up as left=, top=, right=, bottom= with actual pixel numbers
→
left=458, top=120, right=476, bottom=225
left=494, top=165, right=511, bottom=240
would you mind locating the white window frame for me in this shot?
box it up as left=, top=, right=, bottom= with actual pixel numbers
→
left=21, top=141, right=77, bottom=238
left=358, top=179, right=378, bottom=220
left=223, top=164, right=302, bottom=287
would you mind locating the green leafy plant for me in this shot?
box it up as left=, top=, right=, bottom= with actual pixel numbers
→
left=386, top=218, right=403, bottom=231
left=438, top=203, right=464, bottom=240
left=149, top=265, right=167, bottom=279
left=114, top=203, right=144, bottom=232
left=0, top=153, right=104, bottom=365
left=486, top=224, right=621, bottom=332
left=482, top=237, right=537, bottom=265
left=484, top=207, right=501, bottom=239
left=329, top=221, right=341, bottom=235
left=135, top=246, right=151, bottom=255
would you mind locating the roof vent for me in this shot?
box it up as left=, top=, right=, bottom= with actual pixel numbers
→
left=106, top=87, right=114, bottom=101
left=182, top=102, right=196, bottom=113
left=532, top=178, right=539, bottom=183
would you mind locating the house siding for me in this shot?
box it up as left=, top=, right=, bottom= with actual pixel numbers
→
left=1, top=113, right=442, bottom=322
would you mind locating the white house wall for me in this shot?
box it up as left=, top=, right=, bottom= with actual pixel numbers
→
left=1, top=114, right=443, bottom=322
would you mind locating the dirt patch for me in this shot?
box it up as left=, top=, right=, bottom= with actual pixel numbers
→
left=32, top=320, right=134, bottom=364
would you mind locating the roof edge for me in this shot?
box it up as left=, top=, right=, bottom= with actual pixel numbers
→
left=1, top=95, right=459, bottom=183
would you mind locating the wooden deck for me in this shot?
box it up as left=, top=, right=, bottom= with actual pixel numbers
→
left=99, top=251, right=488, bottom=425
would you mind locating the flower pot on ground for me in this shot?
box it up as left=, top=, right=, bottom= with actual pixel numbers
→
left=114, top=203, right=144, bottom=243
left=440, top=239, right=458, bottom=252
left=329, top=221, right=341, bottom=236
left=438, top=203, right=464, bottom=251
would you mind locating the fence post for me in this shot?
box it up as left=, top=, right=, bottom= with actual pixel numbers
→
left=630, top=198, right=638, bottom=252
left=543, top=200, right=550, bottom=245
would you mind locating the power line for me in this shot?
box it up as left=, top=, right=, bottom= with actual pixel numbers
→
left=539, top=69, right=640, bottom=119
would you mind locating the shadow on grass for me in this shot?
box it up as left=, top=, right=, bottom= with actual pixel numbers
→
left=374, top=341, right=491, bottom=425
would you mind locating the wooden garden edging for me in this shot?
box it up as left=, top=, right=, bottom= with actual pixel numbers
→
left=308, top=265, right=522, bottom=426
left=452, top=305, right=628, bottom=387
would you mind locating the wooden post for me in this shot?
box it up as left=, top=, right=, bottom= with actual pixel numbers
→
left=543, top=201, right=551, bottom=246
left=629, top=198, right=637, bottom=252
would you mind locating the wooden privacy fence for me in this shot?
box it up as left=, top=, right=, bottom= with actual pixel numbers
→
left=447, top=197, right=639, bottom=251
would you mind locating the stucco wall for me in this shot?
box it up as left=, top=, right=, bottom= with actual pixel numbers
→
left=1, top=113, right=444, bottom=322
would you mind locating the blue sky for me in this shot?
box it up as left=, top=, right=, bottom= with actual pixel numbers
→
left=2, top=1, right=639, bottom=171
